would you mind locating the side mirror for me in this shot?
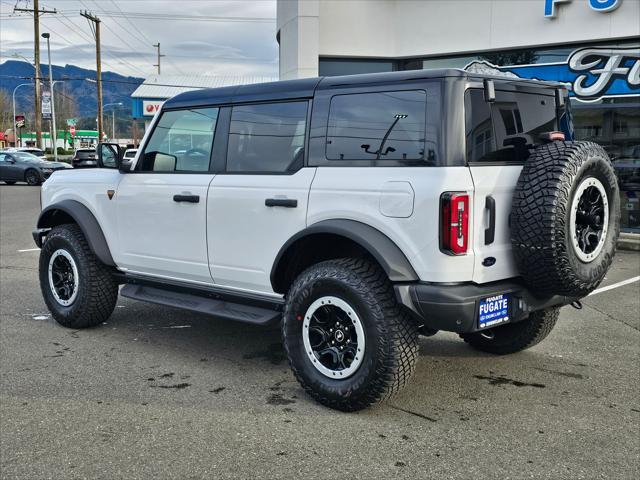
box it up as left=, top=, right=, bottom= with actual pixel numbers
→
left=97, top=142, right=122, bottom=170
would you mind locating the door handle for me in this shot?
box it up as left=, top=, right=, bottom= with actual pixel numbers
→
left=265, top=198, right=297, bottom=208
left=173, top=194, right=200, bottom=203
left=484, top=195, right=496, bottom=245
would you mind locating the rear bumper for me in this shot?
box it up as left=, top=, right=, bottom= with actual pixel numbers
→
left=394, top=279, right=575, bottom=334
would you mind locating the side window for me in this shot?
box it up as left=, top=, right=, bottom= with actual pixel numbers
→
left=139, top=107, right=219, bottom=172
left=465, top=89, right=558, bottom=163
left=326, top=90, right=426, bottom=161
left=226, top=101, right=308, bottom=173
left=0, top=154, right=7, bottom=162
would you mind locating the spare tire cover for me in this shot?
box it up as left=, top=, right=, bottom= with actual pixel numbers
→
left=511, top=141, right=620, bottom=298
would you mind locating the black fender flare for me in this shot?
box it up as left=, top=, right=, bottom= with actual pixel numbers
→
left=270, top=219, right=419, bottom=292
left=36, top=199, right=115, bottom=266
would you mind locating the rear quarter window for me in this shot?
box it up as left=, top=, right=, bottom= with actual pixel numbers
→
left=326, top=90, right=427, bottom=162
left=465, top=89, right=558, bottom=164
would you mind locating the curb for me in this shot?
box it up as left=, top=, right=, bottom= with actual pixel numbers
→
left=618, top=232, right=640, bottom=252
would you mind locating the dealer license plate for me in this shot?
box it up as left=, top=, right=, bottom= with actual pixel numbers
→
left=478, top=294, right=510, bottom=329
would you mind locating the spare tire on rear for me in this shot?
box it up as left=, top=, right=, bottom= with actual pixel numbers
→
left=511, top=141, right=620, bottom=298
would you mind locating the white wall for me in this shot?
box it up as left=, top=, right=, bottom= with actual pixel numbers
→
left=277, top=0, right=640, bottom=79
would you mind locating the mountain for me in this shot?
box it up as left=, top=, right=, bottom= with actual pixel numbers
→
left=0, top=60, right=143, bottom=118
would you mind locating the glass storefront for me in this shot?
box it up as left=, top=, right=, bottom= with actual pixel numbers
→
left=319, top=40, right=640, bottom=231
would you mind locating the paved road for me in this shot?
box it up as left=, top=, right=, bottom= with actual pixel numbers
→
left=1, top=185, right=639, bottom=480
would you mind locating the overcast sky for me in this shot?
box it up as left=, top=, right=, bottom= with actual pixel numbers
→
left=0, top=0, right=278, bottom=78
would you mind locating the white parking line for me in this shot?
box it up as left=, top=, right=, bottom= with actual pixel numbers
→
left=17, top=248, right=40, bottom=252
left=589, top=276, right=640, bottom=296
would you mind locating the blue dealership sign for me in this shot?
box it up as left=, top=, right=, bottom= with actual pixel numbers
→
left=466, top=46, right=639, bottom=102
left=544, top=0, right=623, bottom=18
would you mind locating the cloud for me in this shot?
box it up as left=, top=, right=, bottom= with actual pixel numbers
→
left=0, top=0, right=278, bottom=78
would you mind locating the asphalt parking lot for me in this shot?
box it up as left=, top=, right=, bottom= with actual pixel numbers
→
left=1, top=184, right=639, bottom=480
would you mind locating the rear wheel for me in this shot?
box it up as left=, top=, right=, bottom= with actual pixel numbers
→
left=39, top=224, right=118, bottom=328
left=25, top=169, right=41, bottom=186
left=460, top=307, right=559, bottom=355
left=283, top=258, right=419, bottom=411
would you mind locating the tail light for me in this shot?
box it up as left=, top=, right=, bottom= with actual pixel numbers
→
left=440, top=192, right=469, bottom=255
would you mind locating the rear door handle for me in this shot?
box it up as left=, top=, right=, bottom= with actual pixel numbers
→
left=173, top=194, right=200, bottom=203
left=484, top=195, right=496, bottom=245
left=265, top=198, right=297, bottom=208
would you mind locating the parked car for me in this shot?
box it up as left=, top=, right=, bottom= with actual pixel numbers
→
left=0, top=151, right=71, bottom=185
left=121, top=148, right=138, bottom=169
left=1, top=147, right=47, bottom=161
left=71, top=149, right=97, bottom=168
left=33, top=69, right=620, bottom=411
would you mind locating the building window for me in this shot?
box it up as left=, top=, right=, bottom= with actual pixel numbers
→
left=326, top=90, right=426, bottom=161
left=226, top=101, right=308, bottom=173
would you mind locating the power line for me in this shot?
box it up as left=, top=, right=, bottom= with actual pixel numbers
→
left=38, top=10, right=276, bottom=23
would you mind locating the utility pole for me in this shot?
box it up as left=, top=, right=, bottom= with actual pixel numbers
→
left=14, top=0, right=57, bottom=150
left=153, top=43, right=165, bottom=74
left=81, top=11, right=103, bottom=142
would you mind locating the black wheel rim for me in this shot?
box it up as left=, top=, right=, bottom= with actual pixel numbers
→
left=26, top=171, right=39, bottom=185
left=48, top=249, right=79, bottom=306
left=302, top=296, right=365, bottom=379
left=575, top=185, right=605, bottom=255
left=570, top=177, right=609, bottom=263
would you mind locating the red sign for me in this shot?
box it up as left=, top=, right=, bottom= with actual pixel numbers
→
left=69, top=125, right=76, bottom=136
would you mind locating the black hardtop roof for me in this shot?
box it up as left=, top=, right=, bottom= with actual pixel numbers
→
left=162, top=68, right=562, bottom=109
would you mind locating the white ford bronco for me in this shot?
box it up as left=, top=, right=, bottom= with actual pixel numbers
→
left=34, top=69, right=620, bottom=411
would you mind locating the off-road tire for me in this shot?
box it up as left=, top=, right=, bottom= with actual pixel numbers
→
left=3, top=181, right=16, bottom=185
left=283, top=258, right=419, bottom=411
left=460, top=307, right=559, bottom=355
left=39, top=224, right=118, bottom=328
left=511, top=141, right=620, bottom=297
left=25, top=169, right=41, bottom=186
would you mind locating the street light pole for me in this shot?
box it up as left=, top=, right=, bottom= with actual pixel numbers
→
left=42, top=32, right=58, bottom=161
left=12, top=82, right=33, bottom=147
left=103, top=102, right=123, bottom=141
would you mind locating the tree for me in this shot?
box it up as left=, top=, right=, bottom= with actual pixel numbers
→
left=0, top=89, right=13, bottom=134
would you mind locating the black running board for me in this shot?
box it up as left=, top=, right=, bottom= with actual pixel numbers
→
left=120, top=284, right=281, bottom=325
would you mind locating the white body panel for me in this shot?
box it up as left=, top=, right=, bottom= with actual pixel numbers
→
left=115, top=173, right=215, bottom=284
left=307, top=167, right=476, bottom=283
left=40, top=169, right=122, bottom=255
left=469, top=165, right=522, bottom=284
left=207, top=168, right=316, bottom=294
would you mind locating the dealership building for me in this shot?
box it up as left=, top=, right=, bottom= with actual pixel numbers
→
left=276, top=0, right=640, bottom=231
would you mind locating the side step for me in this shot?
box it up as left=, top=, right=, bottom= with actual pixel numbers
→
left=120, top=284, right=281, bottom=325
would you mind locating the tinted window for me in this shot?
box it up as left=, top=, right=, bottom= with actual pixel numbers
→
left=140, top=108, right=219, bottom=172
left=326, top=90, right=426, bottom=161
left=465, top=89, right=558, bottom=163
left=226, top=102, right=307, bottom=173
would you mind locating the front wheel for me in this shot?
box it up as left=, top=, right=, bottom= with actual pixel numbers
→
left=283, top=258, right=419, bottom=411
left=39, top=224, right=118, bottom=328
left=25, top=169, right=41, bottom=186
left=460, top=307, right=560, bottom=355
